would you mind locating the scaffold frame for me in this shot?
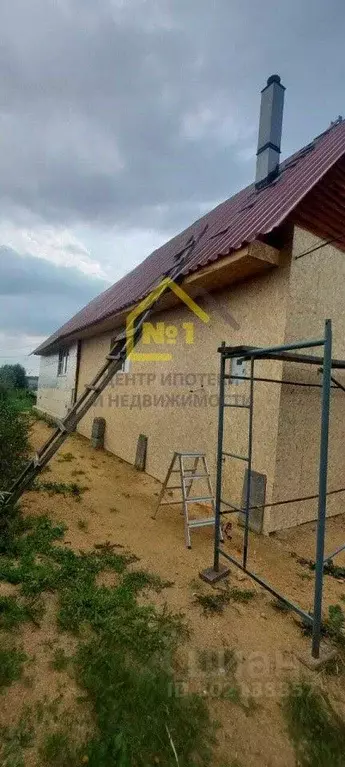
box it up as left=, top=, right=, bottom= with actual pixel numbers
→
left=202, top=319, right=345, bottom=659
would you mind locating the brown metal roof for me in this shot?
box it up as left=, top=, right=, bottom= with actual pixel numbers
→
left=35, top=118, right=345, bottom=355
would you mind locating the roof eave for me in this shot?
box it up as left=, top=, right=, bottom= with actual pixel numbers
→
left=34, top=240, right=281, bottom=355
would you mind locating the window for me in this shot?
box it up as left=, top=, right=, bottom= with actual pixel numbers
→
left=110, top=336, right=130, bottom=374
left=57, top=349, right=69, bottom=376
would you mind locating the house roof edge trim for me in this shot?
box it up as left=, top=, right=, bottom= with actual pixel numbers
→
left=34, top=118, right=345, bottom=356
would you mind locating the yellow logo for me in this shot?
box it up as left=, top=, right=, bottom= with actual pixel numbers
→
left=126, top=277, right=210, bottom=361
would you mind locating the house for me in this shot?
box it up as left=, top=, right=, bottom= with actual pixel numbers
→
left=26, top=375, right=39, bottom=392
left=34, top=75, right=345, bottom=534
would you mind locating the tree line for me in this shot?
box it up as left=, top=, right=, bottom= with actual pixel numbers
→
left=0, top=364, right=27, bottom=390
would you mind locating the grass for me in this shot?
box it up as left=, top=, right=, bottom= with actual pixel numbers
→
left=0, top=708, right=34, bottom=766
left=284, top=681, right=345, bottom=766
left=77, top=519, right=88, bottom=532
left=120, top=569, right=174, bottom=594
left=7, top=390, right=35, bottom=414
left=296, top=555, right=345, bottom=582
left=195, top=592, right=229, bottom=615
left=40, top=731, right=82, bottom=766
left=51, top=648, right=70, bottom=672
left=0, top=646, right=27, bottom=689
left=31, top=480, right=89, bottom=500
left=324, top=604, right=345, bottom=651
left=57, top=453, right=75, bottom=463
left=299, top=603, right=345, bottom=656
left=77, top=639, right=213, bottom=765
left=323, top=561, right=345, bottom=580
left=0, top=595, right=42, bottom=630
left=228, top=587, right=255, bottom=603
left=195, top=586, right=255, bottom=615
left=328, top=604, right=345, bottom=633
left=0, top=510, right=216, bottom=766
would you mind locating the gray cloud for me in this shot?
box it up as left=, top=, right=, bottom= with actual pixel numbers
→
left=0, top=247, right=109, bottom=337
left=1, top=0, right=345, bottom=233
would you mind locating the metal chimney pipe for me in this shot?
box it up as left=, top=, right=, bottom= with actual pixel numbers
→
left=255, top=75, right=285, bottom=188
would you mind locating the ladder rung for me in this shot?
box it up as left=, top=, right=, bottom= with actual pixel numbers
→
left=224, top=404, right=250, bottom=409
left=185, top=496, right=214, bottom=503
left=56, top=420, right=68, bottom=433
left=159, top=500, right=183, bottom=505
left=179, top=452, right=205, bottom=457
left=222, top=452, right=249, bottom=462
left=188, top=517, right=216, bottom=528
left=165, top=486, right=182, bottom=490
left=85, top=384, right=101, bottom=393
left=183, top=473, right=209, bottom=479
left=106, top=354, right=121, bottom=361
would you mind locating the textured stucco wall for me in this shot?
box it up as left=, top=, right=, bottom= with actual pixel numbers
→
left=36, top=343, right=78, bottom=420
left=76, top=266, right=290, bottom=519
left=270, top=227, right=345, bottom=531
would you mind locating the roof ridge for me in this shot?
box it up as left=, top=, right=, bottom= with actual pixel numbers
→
left=34, top=117, right=345, bottom=355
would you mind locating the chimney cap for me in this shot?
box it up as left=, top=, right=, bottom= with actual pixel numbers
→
left=267, top=74, right=281, bottom=86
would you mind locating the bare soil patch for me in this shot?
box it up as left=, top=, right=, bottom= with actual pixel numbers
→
left=5, top=419, right=345, bottom=766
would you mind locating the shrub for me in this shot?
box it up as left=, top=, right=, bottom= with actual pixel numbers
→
left=0, top=398, right=29, bottom=492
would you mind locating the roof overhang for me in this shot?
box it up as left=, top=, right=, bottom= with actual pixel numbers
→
left=36, top=239, right=281, bottom=355
left=292, top=154, right=345, bottom=251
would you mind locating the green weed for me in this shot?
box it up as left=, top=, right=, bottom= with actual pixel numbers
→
left=40, top=731, right=82, bottom=767
left=229, top=588, right=255, bottom=603
left=195, top=592, right=229, bottom=615
left=76, top=638, right=214, bottom=766
left=0, top=646, right=27, bottom=689
left=284, top=681, right=345, bottom=766
left=51, top=648, right=70, bottom=672
left=0, top=707, right=34, bottom=766
left=324, top=604, right=345, bottom=650
left=0, top=399, right=29, bottom=492
left=31, top=481, right=88, bottom=500
left=120, top=570, right=174, bottom=594
left=0, top=595, right=42, bottom=630
left=57, top=453, right=75, bottom=463
left=0, top=511, right=217, bottom=765
left=328, top=604, right=345, bottom=633
left=77, top=519, right=88, bottom=532
left=195, top=587, right=255, bottom=615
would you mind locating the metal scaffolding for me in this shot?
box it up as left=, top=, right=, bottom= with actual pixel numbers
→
left=202, top=319, right=345, bottom=659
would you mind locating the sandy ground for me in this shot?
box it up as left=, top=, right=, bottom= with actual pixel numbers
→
left=4, top=419, right=345, bottom=766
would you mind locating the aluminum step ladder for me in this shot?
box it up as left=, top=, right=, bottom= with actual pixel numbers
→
left=3, top=226, right=209, bottom=509
left=153, top=451, right=223, bottom=548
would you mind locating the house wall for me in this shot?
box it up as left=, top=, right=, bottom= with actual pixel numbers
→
left=36, top=343, right=78, bottom=420
left=35, top=227, right=345, bottom=534
left=76, top=265, right=291, bottom=519
left=270, top=227, right=345, bottom=531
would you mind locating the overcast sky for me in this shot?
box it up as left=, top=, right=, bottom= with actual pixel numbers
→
left=1, top=0, right=344, bottom=373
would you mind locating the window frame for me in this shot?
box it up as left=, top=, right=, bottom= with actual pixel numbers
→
left=57, top=348, right=69, bottom=377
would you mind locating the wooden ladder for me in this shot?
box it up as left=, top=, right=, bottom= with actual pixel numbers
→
left=153, top=451, right=223, bottom=548
left=3, top=227, right=209, bottom=509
